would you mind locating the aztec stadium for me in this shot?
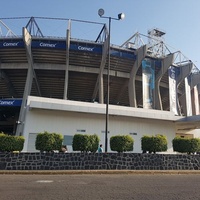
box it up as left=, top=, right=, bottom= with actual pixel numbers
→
left=0, top=17, right=200, bottom=153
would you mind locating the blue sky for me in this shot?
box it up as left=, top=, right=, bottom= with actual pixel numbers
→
left=1, top=0, right=200, bottom=68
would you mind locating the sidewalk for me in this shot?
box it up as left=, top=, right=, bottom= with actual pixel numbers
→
left=1, top=170, right=200, bottom=175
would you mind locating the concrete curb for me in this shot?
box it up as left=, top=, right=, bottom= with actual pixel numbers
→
left=1, top=170, right=200, bottom=175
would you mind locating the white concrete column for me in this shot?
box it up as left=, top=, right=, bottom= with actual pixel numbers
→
left=185, top=77, right=192, bottom=116
left=177, top=62, right=193, bottom=116
left=155, top=53, right=174, bottom=110
left=129, top=45, right=147, bottom=107
left=192, top=86, right=199, bottom=115
left=16, top=27, right=34, bottom=136
left=189, top=73, right=200, bottom=115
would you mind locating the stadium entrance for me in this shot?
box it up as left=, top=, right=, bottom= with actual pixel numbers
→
left=0, top=99, right=22, bottom=135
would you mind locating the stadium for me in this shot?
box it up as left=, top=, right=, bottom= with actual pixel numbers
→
left=0, top=17, right=200, bottom=153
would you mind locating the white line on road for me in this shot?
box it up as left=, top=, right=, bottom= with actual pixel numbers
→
left=36, top=180, right=54, bottom=183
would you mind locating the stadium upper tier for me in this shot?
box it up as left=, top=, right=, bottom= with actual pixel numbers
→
left=0, top=17, right=199, bottom=116
left=0, top=37, right=139, bottom=105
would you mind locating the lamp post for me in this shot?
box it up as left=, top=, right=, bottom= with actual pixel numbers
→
left=98, top=9, right=125, bottom=152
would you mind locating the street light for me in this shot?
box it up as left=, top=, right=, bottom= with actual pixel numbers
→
left=98, top=9, right=125, bottom=152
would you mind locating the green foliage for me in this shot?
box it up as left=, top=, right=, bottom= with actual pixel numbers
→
left=72, top=134, right=100, bottom=152
left=88, top=134, right=100, bottom=153
left=72, top=134, right=88, bottom=152
left=172, top=137, right=200, bottom=154
left=110, top=135, right=134, bottom=153
left=35, top=131, right=63, bottom=152
left=141, top=134, right=168, bottom=153
left=0, top=132, right=25, bottom=152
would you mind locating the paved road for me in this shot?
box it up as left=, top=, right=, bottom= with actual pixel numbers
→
left=0, top=174, right=200, bottom=200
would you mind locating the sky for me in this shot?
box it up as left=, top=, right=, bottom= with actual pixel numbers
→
left=1, top=0, right=200, bottom=68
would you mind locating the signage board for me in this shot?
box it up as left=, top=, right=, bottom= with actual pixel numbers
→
left=0, top=99, right=22, bottom=107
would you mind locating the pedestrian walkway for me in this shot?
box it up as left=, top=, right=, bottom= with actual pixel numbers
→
left=1, top=170, right=200, bottom=175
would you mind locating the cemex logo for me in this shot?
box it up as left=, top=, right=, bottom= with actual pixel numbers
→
left=0, top=99, right=22, bottom=106
left=3, top=42, right=19, bottom=47
left=78, top=46, right=94, bottom=52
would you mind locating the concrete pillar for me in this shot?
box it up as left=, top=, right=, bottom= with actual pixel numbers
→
left=197, top=84, right=200, bottom=114
left=129, top=45, right=147, bottom=107
left=16, top=27, right=34, bottom=136
left=191, top=85, right=199, bottom=115
left=177, top=62, right=193, bottom=116
left=189, top=73, right=200, bottom=115
left=92, top=37, right=109, bottom=104
left=64, top=20, right=71, bottom=100
left=155, top=53, right=174, bottom=110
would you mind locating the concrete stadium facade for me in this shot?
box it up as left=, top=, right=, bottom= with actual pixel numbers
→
left=0, top=17, right=200, bottom=153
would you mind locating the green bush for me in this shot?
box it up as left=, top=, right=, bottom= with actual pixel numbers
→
left=35, top=131, right=63, bottom=152
left=172, top=137, right=200, bottom=154
left=110, top=135, right=134, bottom=153
left=141, top=135, right=151, bottom=153
left=72, top=134, right=100, bottom=152
left=88, top=134, right=100, bottom=153
left=0, top=132, right=25, bottom=152
left=72, top=134, right=89, bottom=152
left=141, top=134, right=167, bottom=153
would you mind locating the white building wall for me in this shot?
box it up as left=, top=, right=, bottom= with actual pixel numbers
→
left=23, top=105, right=176, bottom=153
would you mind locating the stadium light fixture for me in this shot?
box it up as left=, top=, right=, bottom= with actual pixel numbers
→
left=98, top=9, right=125, bottom=153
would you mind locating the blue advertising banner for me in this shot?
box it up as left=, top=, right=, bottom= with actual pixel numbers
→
left=31, top=41, right=66, bottom=49
left=70, top=43, right=102, bottom=53
left=142, top=59, right=155, bottom=109
left=31, top=40, right=103, bottom=53
left=0, top=99, right=22, bottom=107
left=0, top=40, right=24, bottom=48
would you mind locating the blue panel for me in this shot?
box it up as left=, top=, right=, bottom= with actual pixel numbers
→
left=142, top=59, right=155, bottom=108
left=31, top=40, right=103, bottom=53
left=110, top=49, right=136, bottom=59
left=168, top=66, right=178, bottom=80
left=31, top=41, right=66, bottom=49
left=0, top=99, right=22, bottom=107
left=70, top=43, right=102, bottom=53
left=0, top=40, right=24, bottom=48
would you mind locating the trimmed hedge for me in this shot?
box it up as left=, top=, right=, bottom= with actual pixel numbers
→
left=172, top=137, right=200, bottom=154
left=72, top=134, right=100, bottom=152
left=141, top=134, right=168, bottom=153
left=88, top=134, right=100, bottom=153
left=0, top=132, right=25, bottom=152
left=35, top=131, right=63, bottom=152
left=110, top=135, right=134, bottom=153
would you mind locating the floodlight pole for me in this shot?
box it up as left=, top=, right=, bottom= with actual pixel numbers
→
left=98, top=9, right=125, bottom=152
left=105, top=16, right=111, bottom=153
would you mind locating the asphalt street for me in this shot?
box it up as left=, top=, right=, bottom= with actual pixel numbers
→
left=0, top=173, right=200, bottom=200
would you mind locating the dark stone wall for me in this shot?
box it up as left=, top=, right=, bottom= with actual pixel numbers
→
left=0, top=152, right=200, bottom=170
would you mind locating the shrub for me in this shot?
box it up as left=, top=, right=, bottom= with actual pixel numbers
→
left=0, top=132, right=25, bottom=152
left=172, top=137, right=200, bottom=154
left=72, top=134, right=100, bottom=152
left=35, top=131, right=63, bottom=152
left=141, top=134, right=167, bottom=153
left=88, top=134, right=100, bottom=153
left=141, top=135, right=151, bottom=153
left=110, top=135, right=134, bottom=153
left=72, top=134, right=89, bottom=152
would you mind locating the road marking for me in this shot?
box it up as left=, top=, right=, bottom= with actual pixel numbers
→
left=36, top=180, right=54, bottom=183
